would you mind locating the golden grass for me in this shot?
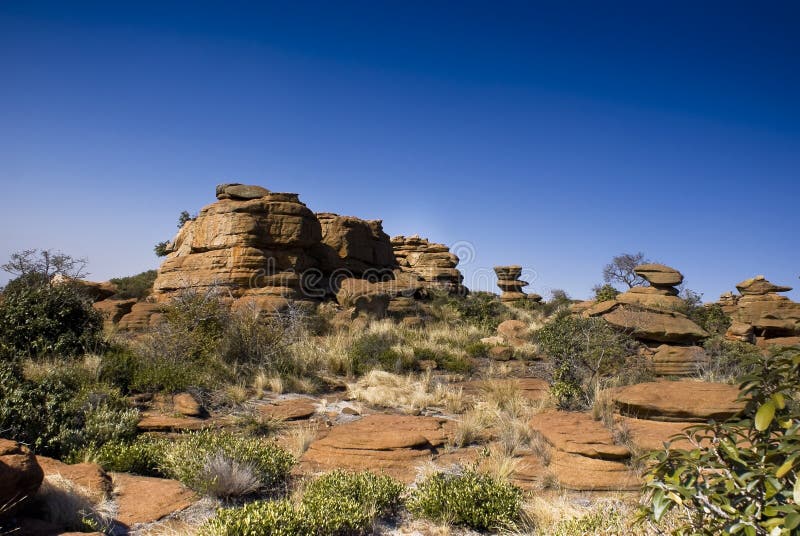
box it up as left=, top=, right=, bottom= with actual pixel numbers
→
left=347, top=370, right=467, bottom=414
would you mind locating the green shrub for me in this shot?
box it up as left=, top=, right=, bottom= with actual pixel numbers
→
left=83, top=435, right=166, bottom=476
left=701, top=336, right=761, bottom=382
left=535, top=311, right=638, bottom=409
left=413, top=347, right=473, bottom=374
left=348, top=332, right=411, bottom=374
left=407, top=468, right=522, bottom=531
left=641, top=347, right=800, bottom=535
left=201, top=470, right=403, bottom=536
left=109, top=270, right=158, bottom=300
left=464, top=341, right=489, bottom=358
left=592, top=284, right=620, bottom=303
left=0, top=279, right=103, bottom=358
left=161, top=430, right=295, bottom=497
left=690, top=303, right=732, bottom=336
left=99, top=345, right=138, bottom=393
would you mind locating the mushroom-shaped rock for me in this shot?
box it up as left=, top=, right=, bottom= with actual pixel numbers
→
left=634, top=264, right=684, bottom=287
left=736, top=275, right=793, bottom=296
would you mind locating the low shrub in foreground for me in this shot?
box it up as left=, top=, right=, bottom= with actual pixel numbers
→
left=407, top=467, right=522, bottom=531
left=201, top=470, right=403, bottom=536
left=161, top=430, right=295, bottom=498
left=87, top=435, right=166, bottom=476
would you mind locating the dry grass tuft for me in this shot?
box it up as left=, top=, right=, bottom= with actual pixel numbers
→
left=195, top=453, right=261, bottom=498
left=348, top=370, right=466, bottom=414
left=284, top=422, right=319, bottom=458
left=35, top=474, right=116, bottom=532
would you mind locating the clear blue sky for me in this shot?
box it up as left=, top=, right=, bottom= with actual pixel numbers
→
left=1, top=1, right=798, bottom=301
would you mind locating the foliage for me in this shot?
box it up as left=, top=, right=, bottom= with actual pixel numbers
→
left=602, top=252, right=649, bottom=289
left=109, top=269, right=158, bottom=300
left=178, top=210, right=194, bottom=227
left=641, top=347, right=800, bottom=535
left=87, top=435, right=166, bottom=476
left=430, top=290, right=509, bottom=331
left=407, top=466, right=523, bottom=531
left=2, top=248, right=88, bottom=282
left=593, top=283, right=620, bottom=303
left=0, top=361, right=137, bottom=457
left=0, top=279, right=103, bottom=358
left=201, top=470, right=403, bottom=536
left=160, top=430, right=295, bottom=496
left=690, top=303, right=732, bottom=336
left=154, top=240, right=170, bottom=257
left=701, top=336, right=761, bottom=383
left=464, top=340, right=490, bottom=358
left=535, top=311, right=637, bottom=409
left=413, top=346, right=473, bottom=374
left=347, top=331, right=410, bottom=374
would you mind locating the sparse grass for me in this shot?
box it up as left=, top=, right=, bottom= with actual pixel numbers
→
left=453, top=409, right=491, bottom=447
left=34, top=474, right=116, bottom=533
left=348, top=370, right=467, bottom=414
left=284, top=422, right=318, bottom=458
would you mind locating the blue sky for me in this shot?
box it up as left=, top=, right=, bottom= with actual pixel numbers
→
left=1, top=1, right=798, bottom=300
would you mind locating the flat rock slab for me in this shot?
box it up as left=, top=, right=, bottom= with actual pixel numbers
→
left=549, top=451, right=639, bottom=491
left=611, top=381, right=743, bottom=422
left=37, top=457, right=111, bottom=501
left=614, top=416, right=694, bottom=452
left=300, top=414, right=451, bottom=482
left=111, top=472, right=197, bottom=528
left=529, top=411, right=630, bottom=460
left=137, top=412, right=210, bottom=432
left=257, top=397, right=318, bottom=421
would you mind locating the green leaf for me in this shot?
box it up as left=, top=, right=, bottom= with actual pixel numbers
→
left=755, top=400, right=776, bottom=432
left=776, top=459, right=795, bottom=479
left=794, top=477, right=800, bottom=504
left=786, top=513, right=800, bottom=531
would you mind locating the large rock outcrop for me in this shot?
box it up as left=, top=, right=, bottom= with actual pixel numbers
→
left=725, top=276, right=800, bottom=340
left=391, top=235, right=465, bottom=294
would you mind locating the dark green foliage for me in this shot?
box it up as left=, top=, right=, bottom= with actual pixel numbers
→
left=535, top=311, right=638, bottom=409
left=407, top=468, right=523, bottom=531
left=593, top=283, right=620, bottom=303
left=464, top=341, right=490, bottom=358
left=413, top=347, right=473, bottom=374
left=702, top=336, right=762, bottom=381
left=0, top=362, right=138, bottom=458
left=348, top=332, right=411, bottom=374
left=154, top=241, right=169, bottom=257
left=88, top=435, right=166, bottom=476
left=430, top=290, right=509, bottom=331
left=0, top=279, right=103, bottom=358
left=109, top=270, right=158, bottom=300
left=178, top=210, right=194, bottom=227
left=641, top=347, right=800, bottom=535
left=690, top=303, right=732, bottom=336
left=201, top=470, right=403, bottom=536
left=99, top=345, right=138, bottom=393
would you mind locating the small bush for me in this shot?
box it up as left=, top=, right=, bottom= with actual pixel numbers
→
left=407, top=467, right=522, bottom=531
left=464, top=341, right=489, bottom=358
left=161, top=430, right=295, bottom=497
left=348, top=332, right=410, bottom=374
left=436, top=291, right=509, bottom=331
left=413, top=346, right=472, bottom=374
left=700, top=336, right=761, bottom=382
left=109, top=270, right=158, bottom=300
left=592, top=284, right=620, bottom=303
left=87, top=435, right=166, bottom=476
left=0, top=279, right=103, bottom=358
left=98, top=345, right=138, bottom=393
left=201, top=470, right=403, bottom=536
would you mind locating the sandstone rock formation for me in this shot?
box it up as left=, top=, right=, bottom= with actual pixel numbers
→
left=610, top=380, right=743, bottom=422
left=729, top=276, right=800, bottom=340
left=316, top=213, right=395, bottom=276
left=391, top=235, right=465, bottom=294
left=651, top=344, right=708, bottom=376
left=494, top=265, right=537, bottom=303
left=0, top=439, right=43, bottom=515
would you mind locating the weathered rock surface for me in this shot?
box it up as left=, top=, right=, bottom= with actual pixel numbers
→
left=51, top=275, right=117, bottom=302
left=93, top=298, right=137, bottom=325
left=36, top=457, right=111, bottom=502
left=611, top=381, right=743, bottom=422
left=530, top=411, right=630, bottom=460
left=613, top=416, right=694, bottom=452
left=601, top=306, right=708, bottom=343
left=392, top=235, right=465, bottom=294
left=0, top=439, right=43, bottom=515
left=172, top=392, right=205, bottom=418
left=137, top=412, right=210, bottom=433
left=494, top=265, right=529, bottom=302
left=496, top=319, right=530, bottom=348
left=111, top=472, right=197, bottom=527
left=651, top=344, right=708, bottom=376
left=634, top=264, right=684, bottom=287
left=117, top=302, right=163, bottom=331
left=300, top=414, right=451, bottom=482
left=730, top=276, right=800, bottom=338
left=257, top=397, right=318, bottom=421
left=549, top=451, right=639, bottom=491
left=317, top=213, right=395, bottom=275
left=216, top=183, right=270, bottom=200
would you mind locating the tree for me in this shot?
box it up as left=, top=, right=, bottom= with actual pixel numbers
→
left=592, top=284, right=620, bottom=302
left=641, top=347, right=800, bottom=535
left=2, top=249, right=88, bottom=285
left=602, top=252, right=649, bottom=289
left=154, top=241, right=170, bottom=257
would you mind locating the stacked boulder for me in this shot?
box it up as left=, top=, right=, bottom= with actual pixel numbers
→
left=494, top=265, right=540, bottom=303
left=391, top=235, right=465, bottom=294
left=584, top=264, right=709, bottom=375
left=721, top=276, right=800, bottom=347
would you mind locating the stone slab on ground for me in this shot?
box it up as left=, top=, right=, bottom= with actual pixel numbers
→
left=610, top=380, right=743, bottom=422
left=111, top=472, right=197, bottom=528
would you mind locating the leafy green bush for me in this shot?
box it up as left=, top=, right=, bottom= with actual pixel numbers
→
left=161, top=430, right=295, bottom=496
left=535, top=311, right=638, bottom=409
left=464, top=341, right=489, bottom=358
left=593, top=284, right=620, bottom=303
left=83, top=435, right=166, bottom=476
left=641, top=347, right=800, bottom=535
left=407, top=468, right=522, bottom=531
left=701, top=336, right=761, bottom=382
left=689, top=303, right=732, bottom=336
left=201, top=470, right=403, bottom=536
left=0, top=361, right=138, bottom=457
left=413, top=347, right=473, bottom=374
left=348, top=332, right=411, bottom=374
left=0, top=279, right=103, bottom=358
left=109, top=270, right=158, bottom=300
left=430, top=290, right=509, bottom=330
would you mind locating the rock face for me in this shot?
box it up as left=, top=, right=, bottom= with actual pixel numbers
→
left=651, top=344, right=708, bottom=376
left=611, top=381, right=743, bottom=422
left=730, top=276, right=800, bottom=339
left=529, top=412, right=638, bottom=491
left=391, top=235, right=465, bottom=294
left=300, top=414, right=451, bottom=482
left=584, top=264, right=709, bottom=348
left=494, top=265, right=538, bottom=303
left=0, top=439, right=43, bottom=515
left=316, top=213, right=396, bottom=276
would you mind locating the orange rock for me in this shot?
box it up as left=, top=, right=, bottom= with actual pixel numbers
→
left=137, top=412, right=210, bottom=433
left=0, top=439, right=43, bottom=515
left=530, top=411, right=630, bottom=460
left=36, top=457, right=111, bottom=501
left=549, top=451, right=639, bottom=491
left=651, top=344, right=708, bottom=376
left=111, top=473, right=197, bottom=527
left=258, top=398, right=318, bottom=421
left=172, top=392, right=205, bottom=418
left=611, top=380, right=743, bottom=422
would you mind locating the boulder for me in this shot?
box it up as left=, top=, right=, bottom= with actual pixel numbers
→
left=391, top=235, right=465, bottom=294
left=51, top=275, right=117, bottom=302
left=257, top=397, right=318, bottom=421
left=610, top=380, right=743, bottom=422
left=725, top=321, right=755, bottom=343
left=529, top=411, right=630, bottom=460
left=215, top=183, right=270, bottom=200
left=36, top=457, right=111, bottom=502
left=172, top=392, right=205, bottom=418
left=316, top=213, right=395, bottom=275
left=0, top=439, right=43, bottom=515
left=335, top=278, right=390, bottom=318
left=117, top=302, right=163, bottom=331
left=602, top=305, right=709, bottom=344
left=300, top=414, right=451, bottom=482
left=736, top=275, right=792, bottom=296
left=651, top=344, right=708, bottom=376
left=93, top=298, right=137, bottom=325
left=111, top=472, right=197, bottom=527
left=634, top=264, right=684, bottom=287
left=497, top=319, right=529, bottom=347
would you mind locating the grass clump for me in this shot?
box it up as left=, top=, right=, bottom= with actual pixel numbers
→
left=201, top=470, right=403, bottom=536
left=161, top=430, right=295, bottom=498
left=407, top=467, right=523, bottom=531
